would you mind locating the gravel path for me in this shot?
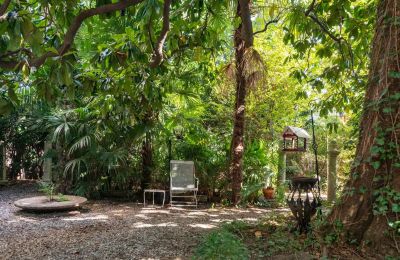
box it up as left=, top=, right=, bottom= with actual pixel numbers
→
left=0, top=182, right=283, bottom=260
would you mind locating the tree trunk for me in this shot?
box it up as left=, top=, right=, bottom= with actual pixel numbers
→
left=141, top=131, right=153, bottom=191
left=229, top=0, right=253, bottom=205
left=327, top=0, right=400, bottom=254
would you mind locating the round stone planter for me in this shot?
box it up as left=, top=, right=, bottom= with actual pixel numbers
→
left=14, top=196, right=87, bottom=212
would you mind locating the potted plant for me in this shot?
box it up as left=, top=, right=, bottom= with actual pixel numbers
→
left=262, top=167, right=275, bottom=200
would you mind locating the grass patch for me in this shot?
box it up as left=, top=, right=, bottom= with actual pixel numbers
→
left=193, top=213, right=379, bottom=259
left=193, top=228, right=249, bottom=260
left=193, top=213, right=321, bottom=259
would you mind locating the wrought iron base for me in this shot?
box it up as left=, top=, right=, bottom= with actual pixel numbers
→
left=287, top=176, right=322, bottom=233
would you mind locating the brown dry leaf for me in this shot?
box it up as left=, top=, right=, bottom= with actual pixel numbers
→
left=254, top=230, right=262, bottom=238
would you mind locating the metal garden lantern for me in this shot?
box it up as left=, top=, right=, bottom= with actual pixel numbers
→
left=168, top=126, right=184, bottom=166
left=284, top=111, right=322, bottom=233
left=173, top=125, right=184, bottom=140
left=282, top=126, right=311, bottom=152
left=287, top=176, right=321, bottom=233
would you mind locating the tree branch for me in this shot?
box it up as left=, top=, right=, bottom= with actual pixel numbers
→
left=150, top=0, right=171, bottom=68
left=304, top=0, right=344, bottom=44
left=0, top=0, right=144, bottom=70
left=0, top=0, right=11, bottom=16
left=308, top=14, right=342, bottom=43
left=303, top=0, right=355, bottom=70
left=0, top=48, right=33, bottom=59
left=253, top=18, right=279, bottom=36
left=305, top=0, right=316, bottom=16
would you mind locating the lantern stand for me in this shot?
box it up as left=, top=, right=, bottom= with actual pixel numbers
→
left=167, top=126, right=184, bottom=171
left=285, top=109, right=322, bottom=233
left=310, top=109, right=321, bottom=198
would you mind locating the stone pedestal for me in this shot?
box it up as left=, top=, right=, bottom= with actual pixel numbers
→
left=42, top=141, right=52, bottom=182
left=327, top=140, right=340, bottom=203
left=278, top=147, right=287, bottom=185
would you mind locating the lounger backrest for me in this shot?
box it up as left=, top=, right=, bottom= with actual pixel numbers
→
left=170, top=160, right=195, bottom=189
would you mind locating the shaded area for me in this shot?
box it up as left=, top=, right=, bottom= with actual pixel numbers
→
left=0, top=182, right=284, bottom=259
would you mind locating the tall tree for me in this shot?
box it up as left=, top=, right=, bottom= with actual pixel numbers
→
left=229, top=0, right=254, bottom=205
left=327, top=0, right=399, bottom=253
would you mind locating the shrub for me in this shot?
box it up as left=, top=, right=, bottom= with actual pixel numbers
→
left=193, top=229, right=249, bottom=260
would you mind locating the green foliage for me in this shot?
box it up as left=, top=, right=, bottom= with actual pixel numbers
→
left=38, top=181, right=56, bottom=201
left=38, top=182, right=70, bottom=201
left=240, top=182, right=264, bottom=204
left=193, top=228, right=249, bottom=260
left=275, top=183, right=287, bottom=204
left=200, top=215, right=322, bottom=258
left=0, top=0, right=373, bottom=210
left=55, top=193, right=69, bottom=202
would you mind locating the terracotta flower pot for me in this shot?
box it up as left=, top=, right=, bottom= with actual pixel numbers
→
left=263, top=187, right=274, bottom=199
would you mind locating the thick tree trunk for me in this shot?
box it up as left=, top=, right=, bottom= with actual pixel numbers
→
left=328, top=0, right=400, bottom=254
left=229, top=0, right=253, bottom=205
left=141, top=131, right=153, bottom=191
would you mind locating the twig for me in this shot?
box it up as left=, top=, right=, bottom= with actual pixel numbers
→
left=253, top=18, right=279, bottom=36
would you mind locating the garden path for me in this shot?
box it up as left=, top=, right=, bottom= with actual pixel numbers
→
left=0, top=182, right=286, bottom=259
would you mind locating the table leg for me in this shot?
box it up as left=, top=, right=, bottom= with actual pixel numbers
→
left=144, top=191, right=146, bottom=207
left=152, top=192, right=154, bottom=205
left=162, top=191, right=165, bottom=207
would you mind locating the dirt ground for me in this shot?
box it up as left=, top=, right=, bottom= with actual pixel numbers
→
left=0, top=182, right=286, bottom=259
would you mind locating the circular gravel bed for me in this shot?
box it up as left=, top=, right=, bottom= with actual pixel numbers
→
left=14, top=195, right=87, bottom=212
left=0, top=181, right=287, bottom=259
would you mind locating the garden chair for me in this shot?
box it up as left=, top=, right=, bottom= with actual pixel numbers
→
left=170, top=160, right=199, bottom=207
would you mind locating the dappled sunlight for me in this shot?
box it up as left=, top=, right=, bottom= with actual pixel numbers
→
left=207, top=214, right=219, bottom=217
left=189, top=223, right=217, bottom=229
left=16, top=217, right=38, bottom=223
left=223, top=209, right=250, bottom=213
left=110, top=209, right=124, bottom=213
left=140, top=209, right=170, bottom=214
left=236, top=217, right=258, bottom=222
left=187, top=211, right=209, bottom=216
left=209, top=218, right=230, bottom=223
left=110, top=209, right=130, bottom=217
left=134, top=214, right=152, bottom=220
left=7, top=217, right=38, bottom=224
left=63, top=214, right=109, bottom=221
left=132, top=221, right=178, bottom=228
left=157, top=222, right=178, bottom=227
left=131, top=222, right=154, bottom=228
left=175, top=214, right=202, bottom=219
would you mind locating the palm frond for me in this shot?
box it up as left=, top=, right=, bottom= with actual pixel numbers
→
left=243, top=47, right=266, bottom=88
left=68, top=135, right=93, bottom=156
left=64, top=158, right=87, bottom=177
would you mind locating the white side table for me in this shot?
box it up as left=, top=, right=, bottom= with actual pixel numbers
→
left=143, top=189, right=165, bottom=207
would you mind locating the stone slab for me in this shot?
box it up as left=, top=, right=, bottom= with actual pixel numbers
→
left=14, top=196, right=87, bottom=212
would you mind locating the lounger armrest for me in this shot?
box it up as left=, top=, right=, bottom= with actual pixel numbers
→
left=195, top=177, right=199, bottom=189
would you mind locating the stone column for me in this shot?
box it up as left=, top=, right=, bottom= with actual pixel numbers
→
left=42, top=140, right=52, bottom=182
left=327, top=140, right=340, bottom=203
left=278, top=144, right=287, bottom=185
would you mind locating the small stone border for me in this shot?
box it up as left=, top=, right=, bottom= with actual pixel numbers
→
left=14, top=195, right=87, bottom=212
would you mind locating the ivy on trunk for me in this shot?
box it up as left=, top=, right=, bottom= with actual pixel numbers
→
left=327, top=0, right=400, bottom=254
